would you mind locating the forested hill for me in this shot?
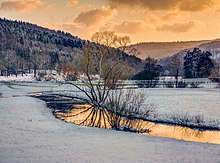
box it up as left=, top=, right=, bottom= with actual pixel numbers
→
left=0, top=18, right=87, bottom=75
left=0, top=18, right=142, bottom=77
left=0, top=18, right=86, bottom=49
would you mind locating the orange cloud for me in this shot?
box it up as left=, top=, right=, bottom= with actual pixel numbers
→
left=108, top=0, right=176, bottom=10
left=156, top=21, right=199, bottom=33
left=106, top=0, right=218, bottom=11
left=160, top=12, right=189, bottom=21
left=66, top=0, right=78, bottom=8
left=144, top=11, right=190, bottom=27
left=74, top=6, right=117, bottom=27
left=113, top=20, right=152, bottom=34
left=179, top=0, right=215, bottom=11
left=0, top=0, right=44, bottom=13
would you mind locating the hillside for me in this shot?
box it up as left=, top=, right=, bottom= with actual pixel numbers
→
left=129, top=40, right=212, bottom=59
left=0, top=18, right=142, bottom=77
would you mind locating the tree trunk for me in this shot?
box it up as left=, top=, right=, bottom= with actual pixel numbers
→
left=34, top=65, right=37, bottom=77
left=175, top=69, right=179, bottom=88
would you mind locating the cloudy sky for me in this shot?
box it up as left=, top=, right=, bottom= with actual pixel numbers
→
left=1, top=0, right=220, bottom=43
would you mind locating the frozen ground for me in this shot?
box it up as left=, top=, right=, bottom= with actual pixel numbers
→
left=0, top=83, right=220, bottom=162
left=0, top=74, right=35, bottom=82
left=1, top=82, right=220, bottom=122
left=143, top=88, right=220, bottom=120
left=0, top=72, right=64, bottom=82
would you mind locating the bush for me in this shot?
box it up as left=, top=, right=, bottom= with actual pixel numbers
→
left=65, top=74, right=77, bottom=81
left=165, top=112, right=220, bottom=130
left=106, top=89, right=153, bottom=131
left=177, top=81, right=187, bottom=88
left=36, top=71, right=46, bottom=81
left=190, top=82, right=199, bottom=88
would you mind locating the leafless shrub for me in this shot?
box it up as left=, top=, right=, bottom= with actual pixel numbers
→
left=143, top=103, right=156, bottom=118
left=167, top=112, right=191, bottom=125
left=166, top=112, right=219, bottom=130
left=192, top=114, right=205, bottom=124
left=105, top=89, right=152, bottom=131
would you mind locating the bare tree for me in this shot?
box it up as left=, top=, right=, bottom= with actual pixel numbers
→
left=66, top=31, right=150, bottom=131
left=31, top=52, right=50, bottom=77
left=4, top=50, right=21, bottom=76
left=170, top=56, right=182, bottom=87
left=91, top=31, right=117, bottom=47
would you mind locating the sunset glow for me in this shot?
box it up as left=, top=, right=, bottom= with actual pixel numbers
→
left=1, top=0, right=220, bottom=43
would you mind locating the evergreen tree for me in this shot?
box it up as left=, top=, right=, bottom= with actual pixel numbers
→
left=184, top=48, right=214, bottom=78
left=132, top=57, right=163, bottom=80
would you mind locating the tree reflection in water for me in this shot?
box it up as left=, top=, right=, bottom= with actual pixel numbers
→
left=55, top=105, right=220, bottom=144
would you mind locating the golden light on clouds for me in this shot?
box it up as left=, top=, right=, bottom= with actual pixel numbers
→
left=107, top=0, right=218, bottom=11
left=113, top=21, right=152, bottom=34
left=74, top=6, right=117, bottom=28
left=156, top=21, right=200, bottom=33
left=0, top=0, right=220, bottom=43
left=66, top=0, right=78, bottom=8
left=0, top=0, right=44, bottom=13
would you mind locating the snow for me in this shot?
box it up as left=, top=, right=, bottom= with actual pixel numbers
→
left=0, top=83, right=220, bottom=162
left=140, top=88, right=220, bottom=120
left=0, top=74, right=35, bottom=82
left=0, top=72, right=65, bottom=83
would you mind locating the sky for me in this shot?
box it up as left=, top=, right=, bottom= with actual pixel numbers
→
left=1, top=0, right=220, bottom=44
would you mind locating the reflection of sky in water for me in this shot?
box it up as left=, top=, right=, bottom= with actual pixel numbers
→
left=56, top=107, right=220, bottom=144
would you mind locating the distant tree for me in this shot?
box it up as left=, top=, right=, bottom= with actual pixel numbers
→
left=197, top=51, right=214, bottom=77
left=170, top=56, right=182, bottom=87
left=31, top=52, right=50, bottom=77
left=91, top=31, right=117, bottom=47
left=3, top=50, right=22, bottom=76
left=132, top=57, right=163, bottom=88
left=184, top=48, right=214, bottom=78
left=132, top=57, right=163, bottom=80
left=57, top=64, right=80, bottom=81
left=209, top=60, right=220, bottom=82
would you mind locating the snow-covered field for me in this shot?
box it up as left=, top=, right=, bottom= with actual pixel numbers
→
left=0, top=72, right=65, bottom=83
left=1, top=82, right=220, bottom=121
left=0, top=82, right=220, bottom=162
left=143, top=88, right=220, bottom=120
